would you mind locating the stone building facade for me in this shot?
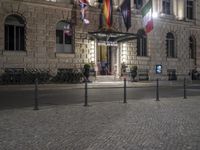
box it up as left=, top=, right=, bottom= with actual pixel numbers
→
left=0, top=0, right=200, bottom=80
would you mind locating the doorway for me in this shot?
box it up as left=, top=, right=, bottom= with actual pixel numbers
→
left=97, top=45, right=116, bottom=75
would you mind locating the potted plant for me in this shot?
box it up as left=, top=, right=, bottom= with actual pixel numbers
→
left=130, top=66, right=137, bottom=82
left=83, top=63, right=91, bottom=82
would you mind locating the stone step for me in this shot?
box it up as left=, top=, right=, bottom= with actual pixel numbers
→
left=95, top=75, right=121, bottom=82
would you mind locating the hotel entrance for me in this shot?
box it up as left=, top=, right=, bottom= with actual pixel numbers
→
left=96, top=45, right=117, bottom=76
left=89, top=29, right=138, bottom=79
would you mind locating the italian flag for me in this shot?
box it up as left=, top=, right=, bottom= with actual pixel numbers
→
left=103, top=0, right=113, bottom=29
left=141, top=0, right=153, bottom=33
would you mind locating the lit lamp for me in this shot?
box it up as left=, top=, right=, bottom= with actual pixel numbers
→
left=121, top=43, right=127, bottom=64
left=89, top=41, right=95, bottom=62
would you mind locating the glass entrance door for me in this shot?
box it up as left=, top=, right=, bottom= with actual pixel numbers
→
left=97, top=45, right=112, bottom=75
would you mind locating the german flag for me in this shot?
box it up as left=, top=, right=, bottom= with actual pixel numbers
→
left=103, top=0, right=113, bottom=29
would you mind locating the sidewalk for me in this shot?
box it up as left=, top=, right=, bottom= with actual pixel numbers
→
left=0, top=80, right=200, bottom=91
left=0, top=97, right=200, bottom=150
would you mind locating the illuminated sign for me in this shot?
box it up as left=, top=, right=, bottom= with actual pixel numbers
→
left=156, top=65, right=162, bottom=74
left=97, top=41, right=118, bottom=46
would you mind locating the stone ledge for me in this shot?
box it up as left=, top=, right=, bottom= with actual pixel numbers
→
left=55, top=52, right=75, bottom=58
left=167, top=58, right=178, bottom=62
left=2, top=51, right=27, bottom=56
left=136, top=56, right=150, bottom=61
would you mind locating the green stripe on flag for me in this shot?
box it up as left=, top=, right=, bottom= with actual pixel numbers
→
left=141, top=0, right=152, bottom=17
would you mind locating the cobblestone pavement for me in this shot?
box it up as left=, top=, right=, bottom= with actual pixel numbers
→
left=0, top=97, right=200, bottom=150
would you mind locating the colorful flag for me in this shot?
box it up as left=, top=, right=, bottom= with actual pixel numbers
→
left=79, top=0, right=90, bottom=24
left=120, top=0, right=131, bottom=31
left=103, top=0, right=113, bottom=29
left=141, top=0, right=153, bottom=33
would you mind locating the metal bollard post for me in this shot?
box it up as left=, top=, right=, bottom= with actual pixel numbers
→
left=34, top=78, right=39, bottom=110
left=124, top=78, right=127, bottom=103
left=84, top=81, right=88, bottom=106
left=184, top=78, right=187, bottom=99
left=156, top=78, right=160, bottom=101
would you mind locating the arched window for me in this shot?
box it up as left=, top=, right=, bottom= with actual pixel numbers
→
left=162, top=0, right=170, bottom=14
left=56, top=21, right=73, bottom=53
left=189, top=36, right=196, bottom=60
left=166, top=32, right=176, bottom=58
left=5, top=14, right=25, bottom=51
left=137, top=29, right=147, bottom=56
left=187, top=0, right=194, bottom=19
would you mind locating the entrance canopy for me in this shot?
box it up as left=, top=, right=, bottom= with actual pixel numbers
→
left=88, top=28, right=138, bottom=45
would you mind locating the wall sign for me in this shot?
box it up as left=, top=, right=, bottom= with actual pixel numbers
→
left=156, top=64, right=162, bottom=74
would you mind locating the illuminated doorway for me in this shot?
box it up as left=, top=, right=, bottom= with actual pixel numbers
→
left=97, top=45, right=117, bottom=75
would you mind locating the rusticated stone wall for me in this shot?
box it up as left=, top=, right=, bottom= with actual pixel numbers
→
left=0, top=0, right=200, bottom=80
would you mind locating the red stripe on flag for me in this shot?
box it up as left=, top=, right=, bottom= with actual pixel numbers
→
left=146, top=20, right=153, bottom=33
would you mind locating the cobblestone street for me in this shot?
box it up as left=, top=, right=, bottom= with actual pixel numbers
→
left=0, top=97, right=200, bottom=150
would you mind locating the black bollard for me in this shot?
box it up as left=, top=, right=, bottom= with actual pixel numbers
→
left=84, top=81, right=88, bottom=106
left=34, top=78, right=39, bottom=110
left=156, top=78, right=160, bottom=101
left=124, top=78, right=127, bottom=103
left=184, top=78, right=187, bottom=99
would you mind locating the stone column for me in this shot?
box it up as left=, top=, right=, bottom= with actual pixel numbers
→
left=177, top=0, right=185, bottom=19
left=158, top=0, right=162, bottom=13
left=173, top=0, right=178, bottom=17
left=152, top=0, right=159, bottom=14
left=116, top=44, right=121, bottom=78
